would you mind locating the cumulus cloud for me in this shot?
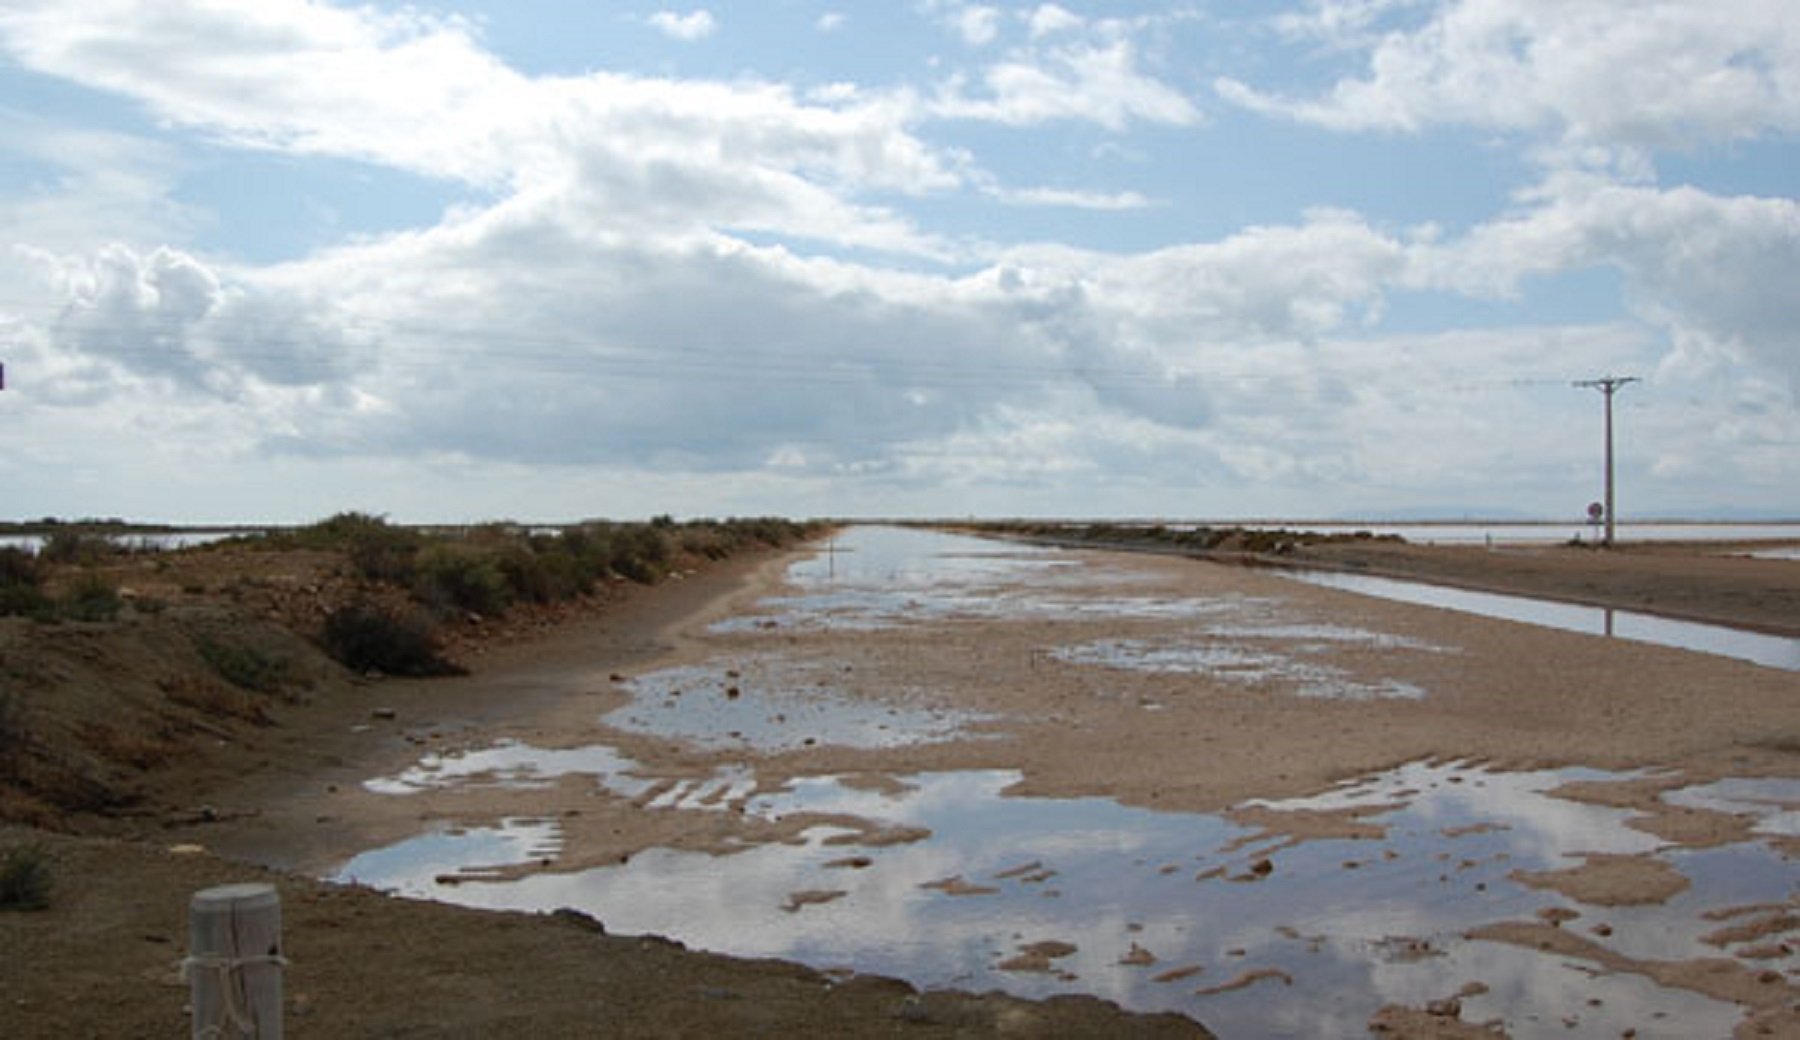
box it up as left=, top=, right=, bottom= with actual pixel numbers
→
left=1218, top=0, right=1800, bottom=167
left=1411, top=174, right=1800, bottom=388
left=0, top=0, right=1791, bottom=519
left=0, top=1, right=973, bottom=258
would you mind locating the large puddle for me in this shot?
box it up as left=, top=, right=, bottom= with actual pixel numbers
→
left=331, top=526, right=1800, bottom=1036
left=712, top=525, right=1253, bottom=633
left=1282, top=569, right=1800, bottom=671
left=338, top=749, right=1795, bottom=1038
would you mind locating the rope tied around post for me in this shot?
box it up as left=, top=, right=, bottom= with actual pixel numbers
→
left=180, top=953, right=290, bottom=1038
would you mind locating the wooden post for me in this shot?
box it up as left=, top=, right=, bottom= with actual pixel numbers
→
left=186, top=883, right=284, bottom=1039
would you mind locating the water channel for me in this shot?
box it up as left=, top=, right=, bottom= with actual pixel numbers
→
left=333, top=526, right=1799, bottom=1037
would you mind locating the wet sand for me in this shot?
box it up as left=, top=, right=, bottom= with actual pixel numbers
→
left=101, top=531, right=1800, bottom=1033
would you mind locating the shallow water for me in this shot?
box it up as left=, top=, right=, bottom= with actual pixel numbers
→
left=334, top=526, right=1798, bottom=1036
left=339, top=753, right=1790, bottom=1038
left=711, top=525, right=1252, bottom=633
left=1282, top=569, right=1800, bottom=671
left=605, top=660, right=996, bottom=752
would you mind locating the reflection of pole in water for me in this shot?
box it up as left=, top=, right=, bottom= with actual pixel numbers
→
left=1604, top=607, right=1614, bottom=638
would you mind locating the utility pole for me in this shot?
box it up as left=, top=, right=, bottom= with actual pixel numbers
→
left=1572, top=375, right=1638, bottom=547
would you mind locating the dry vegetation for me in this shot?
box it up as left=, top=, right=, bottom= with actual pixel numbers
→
left=0, top=513, right=818, bottom=826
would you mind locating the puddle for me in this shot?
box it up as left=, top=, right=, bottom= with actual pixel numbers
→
left=1663, top=778, right=1800, bottom=837
left=339, top=755, right=1790, bottom=1038
left=365, top=741, right=658, bottom=797
left=334, top=817, right=562, bottom=893
left=335, top=528, right=1796, bottom=1035
left=1282, top=570, right=1800, bottom=671
left=1051, top=638, right=1426, bottom=700
left=712, top=525, right=1261, bottom=633
left=607, top=661, right=995, bottom=752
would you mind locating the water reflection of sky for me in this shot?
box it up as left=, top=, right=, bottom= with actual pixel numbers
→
left=606, top=660, right=994, bottom=752
left=341, top=753, right=1788, bottom=1038
left=713, top=525, right=1248, bottom=633
left=337, top=527, right=1797, bottom=1037
left=1282, top=569, right=1800, bottom=671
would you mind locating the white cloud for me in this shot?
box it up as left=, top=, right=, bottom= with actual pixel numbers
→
left=0, top=0, right=534, bottom=186
left=1219, top=0, right=1800, bottom=168
left=647, top=10, right=716, bottom=42
left=953, top=6, right=1001, bottom=47
left=0, top=0, right=1791, bottom=520
left=816, top=12, right=846, bottom=34
left=935, top=39, right=1199, bottom=129
left=988, top=185, right=1153, bottom=210
left=0, top=1, right=971, bottom=257
left=0, top=109, right=198, bottom=251
left=1411, top=174, right=1800, bottom=389
left=1026, top=5, right=1084, bottom=40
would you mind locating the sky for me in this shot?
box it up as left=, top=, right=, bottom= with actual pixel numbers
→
left=1, top=1, right=1797, bottom=524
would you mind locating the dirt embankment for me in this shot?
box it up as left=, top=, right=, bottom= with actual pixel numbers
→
left=1278, top=537, right=1800, bottom=637
left=972, top=522, right=1800, bottom=636
left=0, top=538, right=1206, bottom=1039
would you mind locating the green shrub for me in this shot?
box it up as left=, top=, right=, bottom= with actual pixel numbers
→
left=320, top=603, right=462, bottom=677
left=293, top=512, right=421, bottom=583
left=0, top=549, right=51, bottom=618
left=0, top=845, right=52, bottom=911
left=413, top=543, right=512, bottom=615
left=39, top=531, right=114, bottom=566
left=60, top=573, right=122, bottom=622
left=607, top=525, right=669, bottom=583
left=194, top=637, right=289, bottom=693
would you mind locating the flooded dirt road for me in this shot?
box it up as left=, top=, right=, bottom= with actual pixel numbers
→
left=296, top=527, right=1799, bottom=1036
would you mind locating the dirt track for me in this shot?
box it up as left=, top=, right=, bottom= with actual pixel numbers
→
left=3, top=531, right=1797, bottom=1036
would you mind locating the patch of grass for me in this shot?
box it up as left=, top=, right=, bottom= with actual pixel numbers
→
left=0, top=844, right=52, bottom=911
left=0, top=549, right=51, bottom=619
left=193, top=637, right=290, bottom=694
left=0, top=685, right=25, bottom=774
left=161, top=675, right=270, bottom=725
left=320, top=603, right=463, bottom=677
left=59, top=573, right=122, bottom=622
left=78, top=720, right=173, bottom=770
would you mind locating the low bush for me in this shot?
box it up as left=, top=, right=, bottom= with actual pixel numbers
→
left=320, top=603, right=462, bottom=677
left=0, top=844, right=52, bottom=911
left=413, top=543, right=512, bottom=616
left=59, top=573, right=122, bottom=622
left=194, top=637, right=290, bottom=694
left=38, top=531, right=115, bottom=566
left=0, top=549, right=51, bottom=618
left=605, top=525, right=669, bottom=583
left=288, top=512, right=422, bottom=583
